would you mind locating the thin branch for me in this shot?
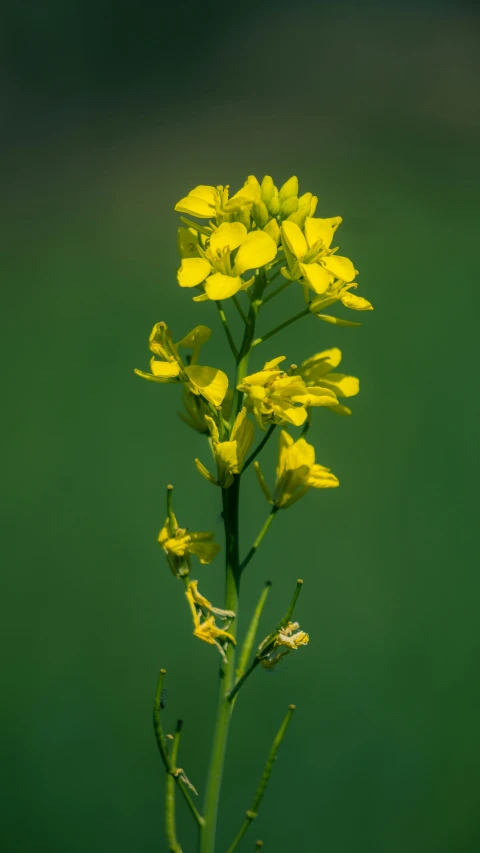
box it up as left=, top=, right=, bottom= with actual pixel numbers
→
left=262, top=278, right=293, bottom=305
left=233, top=294, right=248, bottom=324
left=225, top=706, right=296, bottom=853
left=239, top=507, right=278, bottom=574
left=242, top=424, right=276, bottom=473
left=252, top=308, right=310, bottom=347
left=153, top=670, right=205, bottom=828
left=165, top=720, right=183, bottom=853
left=227, top=579, right=303, bottom=703
left=216, top=301, right=239, bottom=359
left=236, top=581, right=272, bottom=681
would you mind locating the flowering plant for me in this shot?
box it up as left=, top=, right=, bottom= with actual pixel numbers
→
left=135, top=174, right=373, bottom=852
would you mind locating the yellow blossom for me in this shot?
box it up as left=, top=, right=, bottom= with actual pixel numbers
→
left=297, top=348, right=359, bottom=416
left=177, top=220, right=277, bottom=301
left=255, top=430, right=339, bottom=508
left=237, top=356, right=338, bottom=429
left=134, top=321, right=228, bottom=407
left=195, top=408, right=254, bottom=487
left=281, top=217, right=356, bottom=295
left=185, top=580, right=236, bottom=662
left=260, top=621, right=309, bottom=669
left=158, top=513, right=220, bottom=577
left=175, top=182, right=260, bottom=223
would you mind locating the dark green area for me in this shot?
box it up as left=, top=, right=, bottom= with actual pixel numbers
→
left=1, top=2, right=479, bottom=851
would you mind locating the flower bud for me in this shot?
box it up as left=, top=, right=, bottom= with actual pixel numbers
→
left=280, top=196, right=298, bottom=218
left=252, top=200, right=269, bottom=229
left=260, top=175, right=275, bottom=204
left=286, top=204, right=311, bottom=229
left=233, top=206, right=251, bottom=230
left=267, top=196, right=280, bottom=216
left=278, top=176, right=298, bottom=202
left=263, top=218, right=281, bottom=245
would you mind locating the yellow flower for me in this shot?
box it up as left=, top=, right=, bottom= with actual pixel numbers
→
left=260, top=620, right=309, bottom=668
left=175, top=182, right=260, bottom=222
left=195, top=407, right=254, bottom=487
left=237, top=356, right=338, bottom=429
left=281, top=217, right=356, bottom=296
left=255, top=430, right=339, bottom=508
left=177, top=220, right=277, bottom=301
left=297, top=348, right=359, bottom=416
left=134, top=322, right=228, bottom=407
left=185, top=580, right=236, bottom=662
left=158, top=514, right=220, bottom=577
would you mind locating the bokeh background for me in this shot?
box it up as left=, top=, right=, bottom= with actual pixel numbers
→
left=2, top=1, right=480, bottom=851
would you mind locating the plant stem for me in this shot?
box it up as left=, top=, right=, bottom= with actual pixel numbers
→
left=262, top=278, right=292, bottom=305
left=239, top=507, right=278, bottom=574
left=216, top=301, right=239, bottom=359
left=231, top=271, right=268, bottom=426
left=252, top=308, right=309, bottom=348
left=233, top=295, right=248, bottom=324
left=200, top=480, right=240, bottom=853
left=242, top=424, right=276, bottom=473
left=225, top=705, right=296, bottom=853
left=165, top=720, right=183, bottom=853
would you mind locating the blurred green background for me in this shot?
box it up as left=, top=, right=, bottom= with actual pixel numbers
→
left=2, top=1, right=480, bottom=851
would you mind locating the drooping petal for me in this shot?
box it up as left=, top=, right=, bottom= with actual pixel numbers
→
left=305, top=386, right=339, bottom=407
left=185, top=365, right=228, bottom=406
left=276, top=429, right=295, bottom=481
left=177, top=257, right=211, bottom=288
left=233, top=231, right=277, bottom=275
left=177, top=226, right=200, bottom=258
left=281, top=220, right=308, bottom=260
left=230, top=408, right=255, bottom=468
left=320, top=254, right=356, bottom=282
left=300, top=348, right=342, bottom=379
left=134, top=360, right=181, bottom=382
left=209, top=222, right=247, bottom=255
left=304, top=216, right=342, bottom=251
left=314, top=314, right=361, bottom=327
left=188, top=540, right=221, bottom=564
left=320, top=373, right=360, bottom=398
left=299, top=262, right=330, bottom=294
left=204, top=273, right=243, bottom=301
left=272, top=399, right=307, bottom=426
left=307, top=464, right=339, bottom=488
left=176, top=325, right=212, bottom=348
left=341, top=292, right=374, bottom=311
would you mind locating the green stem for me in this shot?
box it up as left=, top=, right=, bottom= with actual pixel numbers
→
left=165, top=721, right=183, bottom=853
left=262, top=278, right=292, bottom=305
left=153, top=670, right=204, bottom=829
left=200, top=480, right=240, bottom=853
left=242, top=424, right=276, bottom=473
left=252, top=308, right=309, bottom=348
left=216, top=301, right=239, bottom=359
left=239, top=507, right=278, bottom=574
left=233, top=295, right=248, bottom=324
left=231, top=271, right=268, bottom=426
left=225, top=706, right=296, bottom=853
left=236, top=581, right=272, bottom=681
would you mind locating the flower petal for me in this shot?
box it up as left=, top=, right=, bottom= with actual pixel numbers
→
left=307, top=464, right=339, bottom=488
left=305, top=386, right=339, bottom=406
left=233, top=231, right=277, bottom=275
left=281, top=220, right=307, bottom=260
left=299, top=262, right=330, bottom=294
left=314, top=314, right=361, bottom=327
left=185, top=365, right=229, bottom=406
left=175, top=186, right=217, bottom=217
left=304, top=216, right=342, bottom=251
left=188, top=540, right=221, bottom=564
left=177, top=325, right=212, bottom=348
left=177, top=257, right=211, bottom=288
left=204, top=273, right=243, bottom=300
left=320, top=373, right=359, bottom=398
left=321, top=254, right=356, bottom=282
left=194, top=457, right=219, bottom=486
left=209, top=222, right=247, bottom=255
left=177, top=226, right=200, bottom=259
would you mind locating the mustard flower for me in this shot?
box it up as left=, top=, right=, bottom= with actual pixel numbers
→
left=194, top=408, right=254, bottom=487
left=185, top=580, right=236, bottom=662
left=281, top=217, right=357, bottom=295
left=237, top=356, right=338, bottom=429
left=260, top=621, right=309, bottom=669
left=177, top=221, right=277, bottom=301
left=158, top=513, right=220, bottom=577
left=255, top=430, right=339, bottom=508
left=175, top=182, right=260, bottom=222
left=297, top=348, right=360, bottom=416
left=134, top=321, right=228, bottom=407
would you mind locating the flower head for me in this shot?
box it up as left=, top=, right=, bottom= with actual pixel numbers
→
left=297, top=348, right=359, bottom=416
left=238, top=356, right=338, bottom=429
left=134, top=322, right=228, bottom=407
left=281, top=217, right=356, bottom=295
left=185, top=580, right=236, bottom=662
left=158, top=512, right=220, bottom=577
left=177, top=221, right=277, bottom=301
left=255, top=430, right=339, bottom=508
left=195, top=408, right=254, bottom=487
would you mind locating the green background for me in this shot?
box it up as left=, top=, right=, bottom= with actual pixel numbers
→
left=2, top=2, right=479, bottom=851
